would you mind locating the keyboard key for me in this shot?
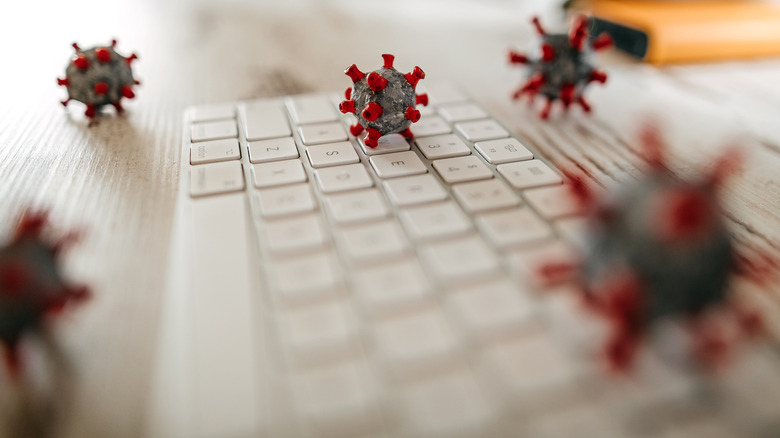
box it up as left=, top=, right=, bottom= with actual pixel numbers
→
left=287, top=95, right=338, bottom=125
left=263, top=213, right=328, bottom=254
left=190, top=161, right=245, bottom=197
left=415, top=134, right=471, bottom=160
left=352, top=260, right=432, bottom=316
left=437, top=103, right=488, bottom=123
left=298, top=122, right=348, bottom=145
left=447, top=280, right=534, bottom=340
left=247, top=137, right=299, bottom=163
left=252, top=160, right=307, bottom=188
left=497, top=159, right=562, bottom=189
left=314, top=163, right=373, bottom=193
left=432, top=155, right=493, bottom=183
left=475, top=138, right=534, bottom=164
left=306, top=141, right=360, bottom=168
left=383, top=174, right=448, bottom=207
left=357, top=133, right=410, bottom=156
left=191, top=120, right=238, bottom=143
left=280, top=300, right=358, bottom=360
left=369, top=151, right=427, bottom=179
left=191, top=103, right=235, bottom=122
left=338, top=220, right=410, bottom=263
left=399, top=201, right=472, bottom=241
left=455, top=119, right=509, bottom=142
left=411, top=115, right=451, bottom=137
left=271, top=251, right=342, bottom=299
left=325, top=189, right=390, bottom=224
left=452, top=179, right=520, bottom=213
left=524, top=185, right=584, bottom=219
left=476, top=208, right=553, bottom=249
left=255, top=183, right=316, bottom=217
left=508, top=241, right=579, bottom=287
left=190, top=138, right=240, bottom=165
left=421, top=235, right=500, bottom=283
left=242, top=101, right=291, bottom=141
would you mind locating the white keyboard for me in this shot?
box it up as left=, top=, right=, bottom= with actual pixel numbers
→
left=151, top=84, right=780, bottom=438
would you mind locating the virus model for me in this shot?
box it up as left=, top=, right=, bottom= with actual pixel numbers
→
left=509, top=16, right=612, bottom=119
left=0, top=211, right=90, bottom=375
left=543, top=126, right=768, bottom=372
left=339, top=54, right=428, bottom=147
left=58, top=40, right=139, bottom=119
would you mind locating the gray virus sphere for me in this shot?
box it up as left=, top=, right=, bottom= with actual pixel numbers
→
left=339, top=54, right=428, bottom=147
left=509, top=16, right=612, bottom=119
left=58, top=40, right=139, bottom=119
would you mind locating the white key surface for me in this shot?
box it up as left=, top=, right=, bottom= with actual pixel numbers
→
left=271, top=251, right=341, bottom=299
left=438, top=103, right=489, bottom=123
left=352, top=260, right=432, bottom=315
left=263, top=213, right=328, bottom=254
left=455, top=119, right=510, bottom=142
left=383, top=174, right=448, bottom=207
left=280, top=300, right=357, bottom=359
left=497, top=159, right=562, bottom=189
left=421, top=235, right=500, bottom=283
left=524, top=185, right=584, bottom=219
left=190, top=161, right=245, bottom=197
left=190, top=138, right=240, bottom=165
left=399, top=201, right=472, bottom=241
left=306, top=141, right=360, bottom=168
left=447, top=280, right=533, bottom=339
left=476, top=208, right=553, bottom=249
left=338, top=220, right=410, bottom=263
left=358, top=133, right=410, bottom=156
left=452, top=179, right=520, bottom=213
left=252, top=160, right=307, bottom=188
left=314, top=163, right=374, bottom=193
left=248, top=137, right=299, bottom=163
left=411, top=115, right=451, bottom=137
left=191, top=103, right=235, bottom=123
left=242, top=101, right=291, bottom=141
left=191, top=120, right=238, bottom=143
left=415, top=134, right=471, bottom=160
left=369, top=151, right=427, bottom=179
left=475, top=138, right=534, bottom=164
left=325, top=189, right=390, bottom=224
left=255, top=183, right=316, bottom=217
left=432, top=155, right=493, bottom=183
left=287, top=96, right=339, bottom=125
left=298, top=122, right=348, bottom=145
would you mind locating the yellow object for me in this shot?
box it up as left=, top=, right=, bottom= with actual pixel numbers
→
left=584, top=0, right=780, bottom=64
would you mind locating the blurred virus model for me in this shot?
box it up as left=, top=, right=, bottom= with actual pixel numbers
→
left=339, top=54, right=428, bottom=147
left=509, top=16, right=612, bottom=119
left=58, top=40, right=139, bottom=119
left=544, top=127, right=767, bottom=372
left=0, top=211, right=90, bottom=375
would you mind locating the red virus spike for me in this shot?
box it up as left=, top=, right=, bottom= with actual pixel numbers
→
left=588, top=70, right=608, bottom=84
left=559, top=83, right=576, bottom=109
left=541, top=43, right=556, bottom=62
left=0, top=263, right=28, bottom=295
left=72, top=42, right=81, bottom=52
left=382, top=53, right=394, bottom=69
left=96, top=47, right=111, bottom=63
left=344, top=87, right=352, bottom=100
left=576, top=96, right=592, bottom=113
left=344, top=64, right=365, bottom=83
left=61, top=99, right=71, bottom=107
left=349, top=124, right=364, bottom=137
left=126, top=53, right=138, bottom=65
left=404, top=66, right=425, bottom=88
left=404, top=106, right=421, bottom=123
left=733, top=305, right=765, bottom=338
left=639, top=123, right=667, bottom=169
left=708, top=148, right=743, bottom=188
left=399, top=128, right=414, bottom=139
left=85, top=105, right=97, bottom=119
left=361, top=102, right=383, bottom=121
left=113, top=102, right=124, bottom=113
left=513, top=72, right=546, bottom=100
left=569, top=15, right=589, bottom=51
left=509, top=50, right=529, bottom=64
left=416, top=93, right=429, bottom=106
left=600, top=271, right=643, bottom=324
left=654, top=189, right=715, bottom=242
left=592, top=33, right=614, bottom=51
left=57, top=77, right=69, bottom=86
left=689, top=318, right=730, bottom=370
left=537, top=261, right=579, bottom=286
left=733, top=250, right=779, bottom=286
left=366, top=72, right=388, bottom=92
left=539, top=99, right=553, bottom=119
left=562, top=168, right=597, bottom=209
left=134, top=79, right=141, bottom=85
left=339, top=99, right=356, bottom=114
left=364, top=128, right=382, bottom=148
left=605, top=331, right=639, bottom=372
left=121, top=85, right=135, bottom=99
left=111, top=39, right=117, bottom=47
left=531, top=16, right=546, bottom=36
left=94, top=82, right=109, bottom=95
left=15, top=212, right=47, bottom=240
left=73, top=54, right=90, bottom=71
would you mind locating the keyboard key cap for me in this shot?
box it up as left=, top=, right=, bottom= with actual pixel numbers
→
left=255, top=183, right=316, bottom=217
left=369, top=151, right=427, bottom=179
left=447, top=280, right=534, bottom=340
left=399, top=201, right=472, bottom=241
left=190, top=161, right=245, bottom=197
left=325, top=189, right=389, bottom=224
left=191, top=103, right=235, bottom=122
left=247, top=137, right=299, bottom=163
left=263, top=213, right=328, bottom=254
left=191, top=120, right=238, bottom=143
left=497, top=159, right=562, bottom=189
left=338, top=220, right=410, bottom=263
left=476, top=208, right=553, bottom=249
left=252, top=160, right=307, bottom=188
left=411, top=115, right=451, bottom=137
left=280, top=300, right=358, bottom=360
left=352, top=260, right=432, bottom=316
left=287, top=95, right=338, bottom=125
left=524, top=185, right=584, bottom=219
left=383, top=174, right=448, bottom=207
left=438, top=103, right=488, bottom=123
left=357, top=133, right=410, bottom=156
left=306, top=141, right=360, bottom=168
left=455, top=119, right=509, bottom=142
left=415, top=134, right=471, bottom=160
left=271, top=251, right=341, bottom=300
left=475, top=138, right=534, bottom=164
left=299, top=122, right=348, bottom=145
left=432, top=156, right=493, bottom=183
left=452, top=179, right=520, bottom=213
left=508, top=241, right=579, bottom=287
left=242, top=101, right=291, bottom=141
left=314, top=163, right=373, bottom=193
left=421, top=235, right=500, bottom=284
left=190, top=138, right=240, bottom=165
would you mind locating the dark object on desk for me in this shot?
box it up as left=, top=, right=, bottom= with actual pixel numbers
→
left=0, top=211, right=90, bottom=377
left=540, top=126, right=766, bottom=372
left=581, top=0, right=780, bottom=64
left=58, top=40, right=139, bottom=119
left=508, top=16, right=612, bottom=119
left=339, top=54, right=428, bottom=147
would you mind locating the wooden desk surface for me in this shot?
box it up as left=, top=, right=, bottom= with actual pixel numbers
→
left=1, top=1, right=779, bottom=436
